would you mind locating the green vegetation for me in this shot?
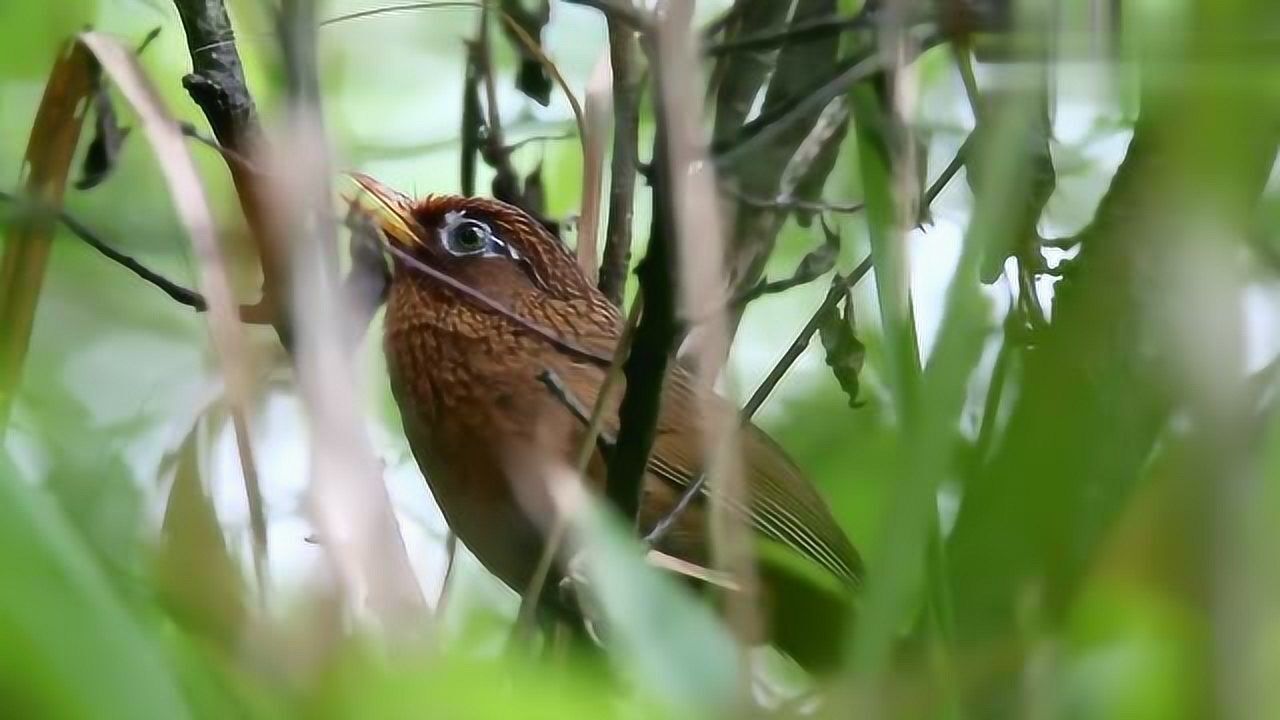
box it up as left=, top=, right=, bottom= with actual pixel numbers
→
left=2, top=0, right=1278, bottom=717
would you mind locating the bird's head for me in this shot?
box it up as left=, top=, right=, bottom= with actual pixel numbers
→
left=348, top=173, right=593, bottom=306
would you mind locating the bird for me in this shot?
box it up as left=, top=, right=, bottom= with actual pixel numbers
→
left=350, top=174, right=863, bottom=671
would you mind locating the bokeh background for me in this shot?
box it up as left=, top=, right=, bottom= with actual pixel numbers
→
left=2, top=0, right=1279, bottom=718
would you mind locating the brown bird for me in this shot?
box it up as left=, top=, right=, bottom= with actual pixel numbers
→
left=352, top=175, right=863, bottom=671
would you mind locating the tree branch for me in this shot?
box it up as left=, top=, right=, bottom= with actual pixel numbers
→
left=172, top=0, right=289, bottom=345
left=607, top=123, right=678, bottom=523
left=597, top=19, right=641, bottom=307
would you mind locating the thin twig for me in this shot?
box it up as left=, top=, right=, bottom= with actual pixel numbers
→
left=320, top=1, right=479, bottom=26
left=723, top=184, right=866, bottom=215
left=0, top=191, right=207, bottom=310
left=537, top=369, right=617, bottom=450
left=747, top=253, right=875, bottom=415
left=506, top=131, right=573, bottom=152
left=922, top=138, right=969, bottom=208
left=179, top=122, right=260, bottom=174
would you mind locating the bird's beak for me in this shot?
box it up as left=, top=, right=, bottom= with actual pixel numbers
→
left=344, top=172, right=422, bottom=248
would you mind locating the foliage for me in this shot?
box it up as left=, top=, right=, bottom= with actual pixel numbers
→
left=2, top=0, right=1279, bottom=718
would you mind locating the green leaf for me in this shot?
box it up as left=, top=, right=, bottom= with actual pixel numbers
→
left=568, top=495, right=740, bottom=715
left=0, top=0, right=97, bottom=79
left=0, top=450, right=191, bottom=719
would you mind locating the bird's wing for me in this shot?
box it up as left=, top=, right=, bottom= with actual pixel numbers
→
left=543, top=298, right=862, bottom=589
left=646, top=370, right=864, bottom=588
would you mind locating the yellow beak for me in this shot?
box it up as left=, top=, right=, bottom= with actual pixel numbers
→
left=344, top=173, right=422, bottom=248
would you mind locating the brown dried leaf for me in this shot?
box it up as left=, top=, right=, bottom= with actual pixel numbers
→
left=499, top=0, right=553, bottom=105
left=155, top=416, right=247, bottom=648
left=0, top=40, right=95, bottom=434
left=817, top=285, right=866, bottom=409
left=75, top=77, right=130, bottom=191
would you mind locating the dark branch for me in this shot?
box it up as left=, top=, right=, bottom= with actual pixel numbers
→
left=597, top=19, right=641, bottom=307
left=172, top=0, right=289, bottom=345
left=172, top=0, right=260, bottom=154
left=0, top=191, right=206, bottom=311
left=607, top=123, right=678, bottom=524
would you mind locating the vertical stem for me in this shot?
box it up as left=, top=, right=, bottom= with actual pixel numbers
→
left=655, top=0, right=758, bottom=696
left=274, top=0, right=427, bottom=634
left=598, top=19, right=640, bottom=306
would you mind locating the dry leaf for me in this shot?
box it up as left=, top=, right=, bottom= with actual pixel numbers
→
left=0, top=40, right=95, bottom=434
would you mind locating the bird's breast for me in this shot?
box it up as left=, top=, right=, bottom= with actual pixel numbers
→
left=382, top=280, right=590, bottom=588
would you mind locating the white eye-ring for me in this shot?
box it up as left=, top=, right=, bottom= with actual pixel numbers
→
left=440, top=211, right=521, bottom=260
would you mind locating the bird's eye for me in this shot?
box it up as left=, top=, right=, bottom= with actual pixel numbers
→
left=443, top=218, right=493, bottom=256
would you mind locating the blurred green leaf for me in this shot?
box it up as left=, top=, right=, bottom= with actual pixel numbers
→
left=0, top=0, right=96, bottom=79
left=0, top=449, right=191, bottom=719
left=314, top=649, right=632, bottom=720
left=568, top=495, right=739, bottom=715
left=1063, top=585, right=1198, bottom=720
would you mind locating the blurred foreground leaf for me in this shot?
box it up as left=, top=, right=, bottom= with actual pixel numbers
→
left=0, top=0, right=95, bottom=79
left=0, top=451, right=191, bottom=719
left=567, top=489, right=740, bottom=715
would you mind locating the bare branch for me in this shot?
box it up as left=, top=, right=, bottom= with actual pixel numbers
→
left=172, top=0, right=287, bottom=343
left=0, top=191, right=207, bottom=311
left=598, top=19, right=642, bottom=306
